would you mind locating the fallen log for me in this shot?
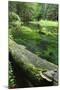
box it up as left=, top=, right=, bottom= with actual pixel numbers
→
left=9, top=39, right=58, bottom=86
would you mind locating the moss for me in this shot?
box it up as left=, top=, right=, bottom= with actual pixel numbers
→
left=9, top=39, right=58, bottom=86
left=17, top=61, right=46, bottom=82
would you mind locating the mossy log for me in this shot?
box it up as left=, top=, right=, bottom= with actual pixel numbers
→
left=9, top=39, right=58, bottom=86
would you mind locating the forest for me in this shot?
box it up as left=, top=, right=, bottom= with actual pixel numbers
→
left=8, top=1, right=58, bottom=88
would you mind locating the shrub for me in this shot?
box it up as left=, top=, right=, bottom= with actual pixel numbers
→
left=9, top=12, right=21, bottom=29
left=9, top=29, right=14, bottom=40
left=39, top=20, right=58, bottom=27
left=8, top=61, right=16, bottom=88
left=9, top=12, right=20, bottom=22
left=9, top=12, right=21, bottom=39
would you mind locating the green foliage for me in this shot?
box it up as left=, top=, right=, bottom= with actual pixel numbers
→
left=21, top=26, right=40, bottom=39
left=9, top=12, right=21, bottom=28
left=9, top=19, right=58, bottom=65
left=39, top=20, right=58, bottom=27
left=9, top=1, right=17, bottom=13
left=8, top=1, right=58, bottom=88
left=16, top=2, right=35, bottom=22
left=46, top=4, right=58, bottom=20
left=36, top=4, right=58, bottom=20
left=9, top=12, right=20, bottom=22
left=8, top=61, right=16, bottom=88
left=9, top=12, right=21, bottom=40
left=9, top=20, right=58, bottom=65
left=9, top=1, right=58, bottom=21
left=9, top=29, right=13, bottom=39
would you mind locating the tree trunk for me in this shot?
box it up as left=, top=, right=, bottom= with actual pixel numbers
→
left=9, top=39, right=58, bottom=86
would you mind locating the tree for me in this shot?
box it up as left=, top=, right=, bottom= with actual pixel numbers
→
left=46, top=4, right=58, bottom=21
left=8, top=1, right=17, bottom=13
left=9, top=1, right=58, bottom=21
left=9, top=39, right=58, bottom=86
left=16, top=2, right=39, bottom=22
